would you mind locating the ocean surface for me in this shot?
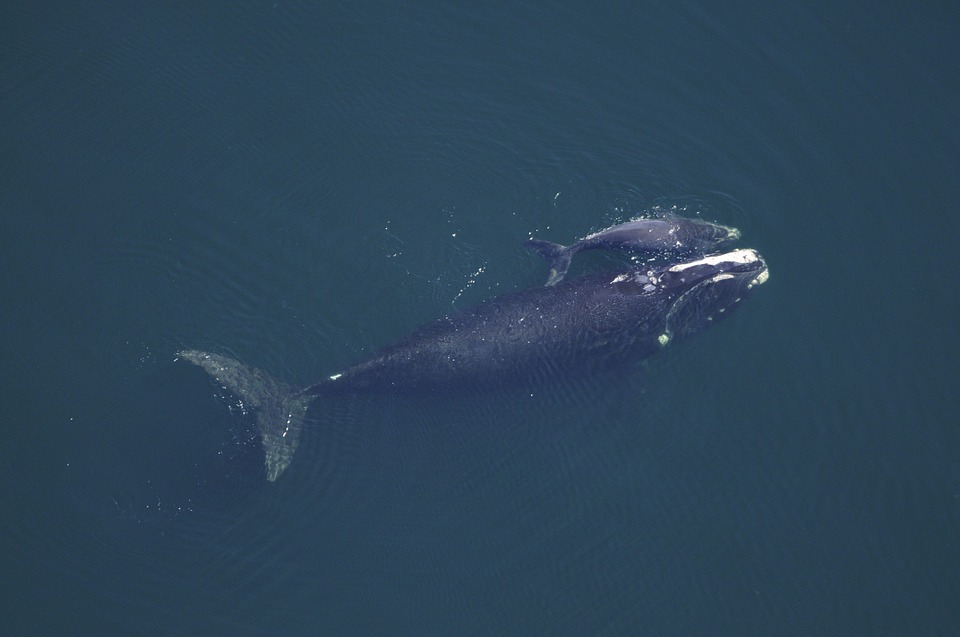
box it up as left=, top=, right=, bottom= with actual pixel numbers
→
left=2, top=2, right=958, bottom=635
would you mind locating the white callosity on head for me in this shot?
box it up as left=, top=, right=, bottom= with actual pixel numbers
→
left=667, top=249, right=761, bottom=273
left=750, top=269, right=770, bottom=288
left=610, top=271, right=657, bottom=284
left=609, top=270, right=659, bottom=293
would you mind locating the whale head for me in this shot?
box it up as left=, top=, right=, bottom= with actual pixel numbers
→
left=663, top=214, right=742, bottom=252
left=657, top=249, right=769, bottom=341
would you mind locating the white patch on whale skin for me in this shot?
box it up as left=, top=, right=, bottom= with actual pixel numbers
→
left=749, top=269, right=770, bottom=287
left=610, top=271, right=658, bottom=286
left=668, top=249, right=760, bottom=272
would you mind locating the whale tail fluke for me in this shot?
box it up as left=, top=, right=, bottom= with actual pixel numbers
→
left=523, top=239, right=573, bottom=286
left=178, top=349, right=309, bottom=481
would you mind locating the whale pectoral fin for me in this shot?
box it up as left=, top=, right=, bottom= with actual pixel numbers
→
left=178, top=350, right=308, bottom=481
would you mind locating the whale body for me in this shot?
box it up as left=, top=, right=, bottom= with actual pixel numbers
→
left=524, top=215, right=741, bottom=286
left=181, top=248, right=768, bottom=481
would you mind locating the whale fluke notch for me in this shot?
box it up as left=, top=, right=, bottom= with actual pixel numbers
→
left=178, top=349, right=308, bottom=481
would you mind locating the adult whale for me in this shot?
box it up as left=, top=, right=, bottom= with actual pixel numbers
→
left=524, top=215, right=741, bottom=286
left=181, top=248, right=769, bottom=481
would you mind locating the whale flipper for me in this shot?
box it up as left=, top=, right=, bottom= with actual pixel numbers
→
left=523, top=239, right=574, bottom=286
left=178, top=350, right=308, bottom=481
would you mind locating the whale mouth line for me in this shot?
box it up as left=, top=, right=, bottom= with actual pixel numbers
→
left=656, top=249, right=768, bottom=293
left=661, top=248, right=768, bottom=339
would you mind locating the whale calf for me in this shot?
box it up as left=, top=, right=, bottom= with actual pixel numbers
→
left=181, top=248, right=768, bottom=481
left=524, top=215, right=741, bottom=286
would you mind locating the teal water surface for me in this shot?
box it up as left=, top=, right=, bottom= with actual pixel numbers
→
left=2, top=2, right=958, bottom=635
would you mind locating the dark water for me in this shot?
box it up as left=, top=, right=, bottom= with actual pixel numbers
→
left=2, top=2, right=958, bottom=635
